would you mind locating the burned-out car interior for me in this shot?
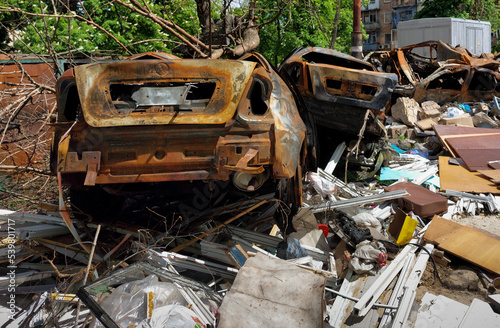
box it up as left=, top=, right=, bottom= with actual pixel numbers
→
left=365, top=41, right=500, bottom=104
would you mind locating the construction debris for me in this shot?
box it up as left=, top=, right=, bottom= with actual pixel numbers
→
left=2, top=41, right=500, bottom=328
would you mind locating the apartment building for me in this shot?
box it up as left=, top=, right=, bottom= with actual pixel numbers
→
left=362, top=0, right=425, bottom=52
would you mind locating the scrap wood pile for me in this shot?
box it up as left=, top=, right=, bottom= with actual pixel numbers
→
left=2, top=104, right=500, bottom=327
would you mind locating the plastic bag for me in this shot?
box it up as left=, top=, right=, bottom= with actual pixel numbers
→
left=442, top=107, right=464, bottom=118
left=348, top=241, right=387, bottom=275
left=307, top=172, right=337, bottom=200
left=277, top=237, right=308, bottom=260
left=93, top=275, right=186, bottom=328
left=138, top=304, right=206, bottom=328
left=352, top=213, right=382, bottom=231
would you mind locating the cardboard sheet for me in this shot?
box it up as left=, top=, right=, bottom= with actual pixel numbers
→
left=218, top=253, right=325, bottom=328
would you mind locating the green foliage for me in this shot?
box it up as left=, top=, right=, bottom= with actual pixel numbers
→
left=0, top=0, right=360, bottom=60
left=2, top=0, right=199, bottom=56
left=414, top=0, right=471, bottom=19
left=257, top=0, right=355, bottom=66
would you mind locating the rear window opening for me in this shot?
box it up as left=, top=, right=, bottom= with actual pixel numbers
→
left=110, top=82, right=216, bottom=113
left=286, top=64, right=303, bottom=85
left=302, top=52, right=373, bottom=71
left=427, top=71, right=467, bottom=90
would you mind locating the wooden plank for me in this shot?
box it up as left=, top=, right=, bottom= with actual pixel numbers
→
left=488, top=160, right=500, bottom=170
left=423, top=216, right=500, bottom=275
left=438, top=156, right=500, bottom=194
left=477, top=169, right=500, bottom=181
left=451, top=149, right=500, bottom=171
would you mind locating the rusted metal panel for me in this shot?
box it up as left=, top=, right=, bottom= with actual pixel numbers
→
left=74, top=59, right=256, bottom=127
left=365, top=40, right=500, bottom=104
left=53, top=52, right=306, bottom=188
left=307, top=63, right=397, bottom=109
left=279, top=47, right=397, bottom=135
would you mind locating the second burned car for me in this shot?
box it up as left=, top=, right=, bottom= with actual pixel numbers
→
left=279, top=47, right=398, bottom=137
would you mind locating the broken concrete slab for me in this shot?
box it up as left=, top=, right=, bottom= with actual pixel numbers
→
left=473, top=111, right=499, bottom=128
left=438, top=113, right=474, bottom=127
left=391, top=97, right=420, bottom=127
left=419, top=100, right=441, bottom=121
left=416, top=118, right=437, bottom=131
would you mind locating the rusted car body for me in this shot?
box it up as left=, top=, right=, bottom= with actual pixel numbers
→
left=365, top=41, right=500, bottom=104
left=279, top=47, right=398, bottom=135
left=51, top=52, right=306, bottom=194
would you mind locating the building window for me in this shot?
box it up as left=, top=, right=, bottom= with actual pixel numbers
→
left=366, top=32, right=378, bottom=44
left=384, top=12, right=391, bottom=24
left=363, top=12, right=377, bottom=23
left=401, top=9, right=413, bottom=20
left=369, top=0, right=376, bottom=3
left=385, top=34, right=391, bottom=44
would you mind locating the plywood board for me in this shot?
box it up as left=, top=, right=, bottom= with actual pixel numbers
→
left=477, top=169, right=500, bottom=181
left=433, top=125, right=500, bottom=158
left=488, top=161, right=500, bottom=170
left=446, top=134, right=500, bottom=171
left=439, top=156, right=500, bottom=194
left=424, top=216, right=500, bottom=275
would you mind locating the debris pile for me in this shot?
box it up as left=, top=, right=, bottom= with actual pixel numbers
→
left=1, top=42, right=500, bottom=328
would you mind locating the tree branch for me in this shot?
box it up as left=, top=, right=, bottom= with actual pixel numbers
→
left=0, top=5, right=133, bottom=55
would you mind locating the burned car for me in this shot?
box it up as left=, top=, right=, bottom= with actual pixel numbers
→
left=279, top=47, right=398, bottom=136
left=365, top=41, right=500, bottom=104
left=51, top=52, right=306, bottom=217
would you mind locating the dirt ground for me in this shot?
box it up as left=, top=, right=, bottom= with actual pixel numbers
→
left=0, top=172, right=58, bottom=212
left=450, top=214, right=500, bottom=239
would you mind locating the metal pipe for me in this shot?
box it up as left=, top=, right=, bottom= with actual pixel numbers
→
left=351, top=0, right=363, bottom=59
left=325, top=287, right=398, bottom=309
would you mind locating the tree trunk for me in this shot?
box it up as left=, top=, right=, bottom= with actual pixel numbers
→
left=330, top=0, right=342, bottom=49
